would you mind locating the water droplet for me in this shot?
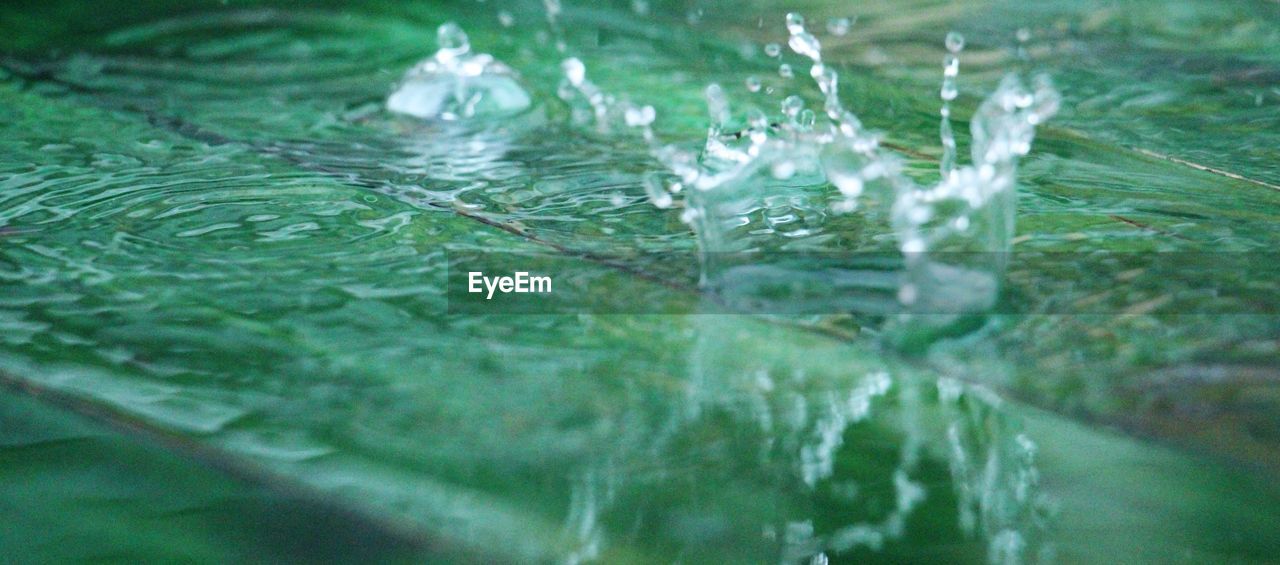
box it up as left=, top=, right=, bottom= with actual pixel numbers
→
left=789, top=32, right=822, bottom=61
left=745, top=76, right=762, bottom=92
left=497, top=11, right=515, bottom=27
left=542, top=0, right=561, bottom=18
left=562, top=57, right=586, bottom=86
left=833, top=173, right=863, bottom=197
left=785, top=13, right=806, bottom=35
left=945, top=31, right=965, bottom=54
left=1016, top=27, right=1032, bottom=43
left=797, top=109, right=816, bottom=130
left=779, top=63, right=794, bottom=78
left=624, top=105, right=656, bottom=127
left=764, top=43, right=782, bottom=58
left=631, top=0, right=649, bottom=15
left=437, top=22, right=471, bottom=55
left=826, top=17, right=852, bottom=36
left=771, top=160, right=797, bottom=179
left=781, top=95, right=805, bottom=118
left=705, top=83, right=730, bottom=126
left=643, top=175, right=673, bottom=208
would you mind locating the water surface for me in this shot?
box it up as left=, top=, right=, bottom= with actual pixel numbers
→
left=1, top=0, right=1279, bottom=562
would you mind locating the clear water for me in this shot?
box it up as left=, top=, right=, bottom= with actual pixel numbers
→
left=1, top=0, right=1279, bottom=562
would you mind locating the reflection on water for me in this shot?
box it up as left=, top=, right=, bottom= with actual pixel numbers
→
left=666, top=316, right=1050, bottom=562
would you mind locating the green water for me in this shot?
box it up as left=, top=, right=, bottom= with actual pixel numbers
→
left=1, top=0, right=1278, bottom=562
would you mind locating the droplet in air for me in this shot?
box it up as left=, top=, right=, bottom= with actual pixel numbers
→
left=797, top=108, right=816, bottom=130
left=705, top=83, right=731, bottom=127
left=542, top=0, right=561, bottom=19
left=781, top=95, right=805, bottom=119
left=497, top=11, right=515, bottom=27
left=624, top=105, right=656, bottom=127
left=785, top=13, right=806, bottom=35
left=437, top=22, right=471, bottom=56
left=562, top=57, right=586, bottom=86
left=779, top=63, right=794, bottom=78
left=386, top=22, right=531, bottom=120
left=643, top=175, right=673, bottom=209
left=941, top=58, right=959, bottom=101
left=745, top=76, right=762, bottom=92
left=945, top=31, right=965, bottom=54
left=764, top=43, right=782, bottom=58
left=789, top=32, right=822, bottom=61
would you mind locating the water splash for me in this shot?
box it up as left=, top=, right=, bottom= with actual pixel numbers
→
left=633, top=14, right=1060, bottom=320
left=939, top=32, right=965, bottom=181
left=558, top=57, right=614, bottom=132
left=386, top=22, right=531, bottom=120
left=542, top=0, right=569, bottom=53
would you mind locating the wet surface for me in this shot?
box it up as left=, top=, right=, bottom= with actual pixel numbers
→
left=1, top=0, right=1279, bottom=562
